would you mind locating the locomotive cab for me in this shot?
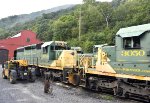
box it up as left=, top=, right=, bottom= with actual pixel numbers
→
left=41, top=41, right=77, bottom=69
left=114, top=24, right=150, bottom=77
left=116, top=24, right=150, bottom=63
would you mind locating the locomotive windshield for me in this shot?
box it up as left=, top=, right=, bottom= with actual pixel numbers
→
left=71, top=47, right=83, bottom=54
left=50, top=45, right=69, bottom=50
left=123, top=36, right=140, bottom=49
left=42, top=41, right=70, bottom=54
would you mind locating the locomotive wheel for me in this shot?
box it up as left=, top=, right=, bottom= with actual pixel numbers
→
left=28, top=69, right=36, bottom=82
left=68, top=74, right=80, bottom=86
left=117, top=87, right=124, bottom=96
left=29, top=73, right=36, bottom=82
left=2, top=71, right=7, bottom=79
left=96, top=86, right=102, bottom=92
left=9, top=73, right=16, bottom=84
left=73, top=74, right=80, bottom=86
left=59, top=75, right=63, bottom=82
left=29, top=74, right=36, bottom=82
left=51, top=75, right=56, bottom=81
left=124, top=93, right=129, bottom=99
left=114, top=87, right=124, bottom=97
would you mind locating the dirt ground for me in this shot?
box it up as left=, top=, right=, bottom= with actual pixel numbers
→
left=0, top=66, right=141, bottom=103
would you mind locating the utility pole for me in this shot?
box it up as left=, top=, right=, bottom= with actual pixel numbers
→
left=79, top=5, right=82, bottom=41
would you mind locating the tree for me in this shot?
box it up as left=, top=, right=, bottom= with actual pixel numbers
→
left=52, top=15, right=77, bottom=40
left=0, top=0, right=149, bottom=53
left=97, top=2, right=113, bottom=28
left=112, top=0, right=127, bottom=7
left=83, top=0, right=96, bottom=4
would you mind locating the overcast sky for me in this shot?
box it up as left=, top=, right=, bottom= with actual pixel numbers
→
left=0, top=0, right=112, bottom=19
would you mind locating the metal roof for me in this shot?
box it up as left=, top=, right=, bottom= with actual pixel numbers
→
left=41, top=41, right=67, bottom=48
left=24, top=44, right=37, bottom=48
left=41, top=41, right=53, bottom=48
left=17, top=47, right=24, bottom=50
left=94, top=44, right=108, bottom=48
left=17, top=44, right=37, bottom=50
left=116, top=23, right=150, bottom=38
left=10, top=33, right=21, bottom=38
left=71, top=47, right=82, bottom=50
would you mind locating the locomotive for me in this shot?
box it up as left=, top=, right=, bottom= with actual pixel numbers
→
left=14, top=23, right=150, bottom=101
left=78, top=23, right=150, bottom=101
left=14, top=41, right=81, bottom=85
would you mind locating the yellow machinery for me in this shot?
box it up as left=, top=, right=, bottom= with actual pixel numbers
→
left=2, top=60, right=35, bottom=84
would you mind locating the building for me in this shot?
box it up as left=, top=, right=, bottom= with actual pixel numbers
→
left=0, top=30, right=41, bottom=63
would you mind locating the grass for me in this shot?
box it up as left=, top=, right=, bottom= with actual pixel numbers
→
left=101, top=95, right=114, bottom=100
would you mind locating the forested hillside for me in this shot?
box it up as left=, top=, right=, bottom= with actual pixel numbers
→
left=0, top=5, right=74, bottom=29
left=0, top=0, right=150, bottom=52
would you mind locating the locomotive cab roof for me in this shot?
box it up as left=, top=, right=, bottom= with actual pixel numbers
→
left=115, top=23, right=150, bottom=63
left=116, top=23, right=150, bottom=38
left=16, top=43, right=43, bottom=50
left=93, top=44, right=108, bottom=48
left=41, top=41, right=67, bottom=48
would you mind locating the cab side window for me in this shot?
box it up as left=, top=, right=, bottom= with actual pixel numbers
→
left=124, top=38, right=132, bottom=48
left=50, top=46, right=54, bottom=50
left=43, top=46, right=48, bottom=54
left=133, top=36, right=140, bottom=48
left=123, top=36, right=140, bottom=49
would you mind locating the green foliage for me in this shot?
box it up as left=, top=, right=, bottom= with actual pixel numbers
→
left=83, top=0, right=96, bottom=4
left=52, top=15, right=77, bottom=40
left=0, top=0, right=149, bottom=53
